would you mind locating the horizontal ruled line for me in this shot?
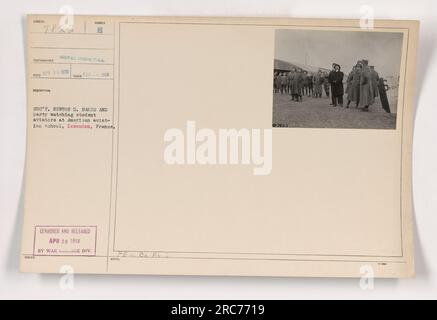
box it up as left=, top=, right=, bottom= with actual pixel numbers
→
left=20, top=253, right=408, bottom=264
left=32, top=61, right=114, bottom=66
left=30, top=46, right=114, bottom=50
left=31, top=77, right=113, bottom=80
left=30, top=32, right=113, bottom=36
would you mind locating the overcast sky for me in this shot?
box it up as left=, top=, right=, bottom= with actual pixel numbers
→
left=275, top=29, right=403, bottom=77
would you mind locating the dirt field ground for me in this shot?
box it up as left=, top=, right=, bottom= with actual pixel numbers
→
left=272, top=91, right=397, bottom=129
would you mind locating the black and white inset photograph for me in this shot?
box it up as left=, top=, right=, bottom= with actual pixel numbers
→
left=272, top=29, right=403, bottom=129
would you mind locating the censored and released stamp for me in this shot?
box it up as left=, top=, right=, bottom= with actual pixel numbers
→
left=33, top=226, right=97, bottom=256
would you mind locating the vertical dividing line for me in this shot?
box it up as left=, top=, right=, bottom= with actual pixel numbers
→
left=112, top=22, right=122, bottom=254
left=106, top=22, right=117, bottom=272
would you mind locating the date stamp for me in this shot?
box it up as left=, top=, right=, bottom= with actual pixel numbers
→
left=33, top=226, right=97, bottom=256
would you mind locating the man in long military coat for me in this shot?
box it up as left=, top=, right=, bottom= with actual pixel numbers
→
left=359, top=60, right=375, bottom=111
left=326, top=63, right=336, bottom=102
left=313, top=70, right=324, bottom=98
left=280, top=72, right=288, bottom=94
left=369, top=66, right=380, bottom=98
left=302, top=70, right=309, bottom=96
left=273, top=72, right=280, bottom=93
left=346, top=63, right=362, bottom=108
left=289, top=68, right=297, bottom=100
left=307, top=72, right=314, bottom=97
left=292, top=68, right=304, bottom=102
left=287, top=69, right=294, bottom=96
left=328, top=63, right=344, bottom=107
left=323, top=71, right=330, bottom=98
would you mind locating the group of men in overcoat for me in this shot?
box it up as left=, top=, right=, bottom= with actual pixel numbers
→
left=274, top=68, right=330, bottom=101
left=343, top=59, right=380, bottom=111
left=274, top=68, right=306, bottom=102
left=274, top=59, right=380, bottom=112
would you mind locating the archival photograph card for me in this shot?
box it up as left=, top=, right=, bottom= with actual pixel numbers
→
left=20, top=15, right=419, bottom=277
